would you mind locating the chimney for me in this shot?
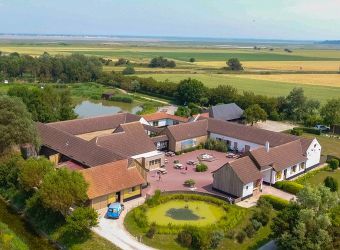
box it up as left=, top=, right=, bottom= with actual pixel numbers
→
left=265, top=141, right=270, bottom=152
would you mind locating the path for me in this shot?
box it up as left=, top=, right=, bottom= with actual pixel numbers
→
left=117, top=88, right=170, bottom=105
left=93, top=197, right=156, bottom=250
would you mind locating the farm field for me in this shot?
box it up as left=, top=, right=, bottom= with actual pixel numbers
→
left=196, top=60, right=340, bottom=72
left=235, top=74, right=340, bottom=88
left=137, top=73, right=340, bottom=103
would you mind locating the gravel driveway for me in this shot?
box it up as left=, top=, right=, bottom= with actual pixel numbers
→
left=93, top=197, right=156, bottom=250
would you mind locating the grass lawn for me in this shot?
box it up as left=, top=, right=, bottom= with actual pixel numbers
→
left=138, top=73, right=340, bottom=104
left=146, top=200, right=225, bottom=227
left=301, top=133, right=340, bottom=158
left=296, top=167, right=340, bottom=194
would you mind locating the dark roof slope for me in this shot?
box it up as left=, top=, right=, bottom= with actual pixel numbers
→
left=209, top=103, right=244, bottom=121
left=80, top=159, right=145, bottom=199
left=165, top=119, right=208, bottom=141
left=94, top=122, right=156, bottom=157
left=37, top=123, right=124, bottom=167
left=208, top=118, right=297, bottom=147
left=249, top=140, right=307, bottom=172
left=48, top=113, right=141, bottom=135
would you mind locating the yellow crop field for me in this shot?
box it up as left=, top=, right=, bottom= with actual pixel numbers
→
left=195, top=61, right=340, bottom=71
left=235, top=74, right=340, bottom=88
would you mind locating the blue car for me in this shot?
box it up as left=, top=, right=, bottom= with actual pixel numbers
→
left=106, top=202, right=124, bottom=219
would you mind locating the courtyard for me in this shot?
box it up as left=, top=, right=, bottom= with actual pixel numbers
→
left=144, top=149, right=233, bottom=197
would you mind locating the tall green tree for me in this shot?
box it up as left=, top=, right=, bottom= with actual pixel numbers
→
left=208, top=85, right=238, bottom=105
left=226, top=58, right=243, bottom=71
left=283, top=87, right=306, bottom=121
left=244, top=104, right=268, bottom=125
left=0, top=96, right=38, bottom=155
left=18, top=157, right=54, bottom=191
left=176, top=78, right=206, bottom=104
left=272, top=185, right=339, bottom=250
left=39, top=168, right=88, bottom=216
left=321, top=98, right=340, bottom=133
left=65, top=207, right=98, bottom=236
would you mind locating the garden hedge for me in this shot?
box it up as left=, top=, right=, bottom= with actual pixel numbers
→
left=259, top=195, right=289, bottom=210
left=274, top=181, right=304, bottom=195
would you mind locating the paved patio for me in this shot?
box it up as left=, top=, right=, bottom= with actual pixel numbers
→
left=144, top=149, right=234, bottom=197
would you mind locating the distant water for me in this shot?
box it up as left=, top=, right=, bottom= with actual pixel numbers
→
left=75, top=100, right=142, bottom=118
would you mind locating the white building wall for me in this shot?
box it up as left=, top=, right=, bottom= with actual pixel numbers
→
left=210, top=133, right=261, bottom=152
left=242, top=182, right=254, bottom=197
left=305, top=139, right=321, bottom=168
left=262, top=169, right=275, bottom=183
left=139, top=117, right=149, bottom=125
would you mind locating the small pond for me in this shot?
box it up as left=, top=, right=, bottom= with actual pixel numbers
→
left=74, top=100, right=143, bottom=118
left=0, top=199, right=55, bottom=250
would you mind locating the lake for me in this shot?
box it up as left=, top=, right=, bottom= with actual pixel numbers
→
left=75, top=100, right=143, bottom=118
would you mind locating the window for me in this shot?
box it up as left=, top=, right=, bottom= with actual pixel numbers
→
left=292, top=165, right=297, bottom=173
left=276, top=171, right=282, bottom=180
left=245, top=185, right=248, bottom=190
left=153, top=121, right=158, bottom=126
left=132, top=186, right=136, bottom=192
left=300, top=162, right=305, bottom=170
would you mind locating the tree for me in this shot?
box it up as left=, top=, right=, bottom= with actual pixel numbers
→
left=208, top=85, right=238, bottom=105
left=65, top=207, right=98, bottom=235
left=324, top=176, right=338, bottom=192
left=272, top=185, right=339, bottom=250
left=244, top=104, right=268, bottom=125
left=122, top=65, right=135, bottom=75
left=18, top=157, right=54, bottom=191
left=189, top=58, right=195, bottom=63
left=329, top=159, right=339, bottom=171
left=0, top=154, right=22, bottom=187
left=283, top=88, right=307, bottom=121
left=176, top=78, right=206, bottom=104
left=0, top=96, right=38, bottom=155
left=226, top=58, right=243, bottom=71
left=321, top=98, right=340, bottom=133
left=39, top=168, right=88, bottom=216
left=175, top=106, right=191, bottom=117
left=149, top=56, right=176, bottom=68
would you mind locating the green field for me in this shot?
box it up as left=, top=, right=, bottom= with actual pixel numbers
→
left=146, top=200, right=225, bottom=226
left=138, top=73, right=340, bottom=104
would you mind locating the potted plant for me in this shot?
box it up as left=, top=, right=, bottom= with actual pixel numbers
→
left=184, top=179, right=196, bottom=188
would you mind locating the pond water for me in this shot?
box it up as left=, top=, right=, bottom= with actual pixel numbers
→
left=0, top=199, right=55, bottom=250
left=74, top=100, right=143, bottom=118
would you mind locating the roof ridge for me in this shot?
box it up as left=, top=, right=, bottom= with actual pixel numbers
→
left=48, top=112, right=128, bottom=125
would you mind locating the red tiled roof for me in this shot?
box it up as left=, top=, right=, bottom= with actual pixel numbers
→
left=93, top=122, right=156, bottom=157
left=165, top=120, right=208, bottom=141
left=80, top=159, right=145, bottom=199
left=151, top=135, right=169, bottom=143
left=48, top=113, right=141, bottom=135
left=142, top=113, right=188, bottom=122
left=37, top=123, right=124, bottom=167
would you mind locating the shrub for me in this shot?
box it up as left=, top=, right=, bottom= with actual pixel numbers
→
left=251, top=219, right=262, bottom=231
left=258, top=195, right=289, bottom=210
left=109, top=94, right=133, bottom=103
left=115, top=58, right=129, bottom=66
left=226, top=230, right=235, bottom=239
left=177, top=228, right=193, bottom=247
left=210, top=230, right=224, bottom=249
left=290, top=128, right=303, bottom=136
left=196, top=163, right=208, bottom=172
left=203, top=138, right=227, bottom=152
left=324, top=176, right=339, bottom=192
left=146, top=223, right=157, bottom=239
left=189, top=58, right=195, bottom=63
left=252, top=210, right=270, bottom=226
left=184, top=179, right=196, bottom=187
left=146, top=190, right=161, bottom=207
left=122, top=65, right=135, bottom=75
left=133, top=206, right=148, bottom=228
left=244, top=223, right=256, bottom=238
left=65, top=207, right=98, bottom=236
left=236, top=231, right=247, bottom=243
left=274, top=181, right=304, bottom=195
left=329, top=159, right=339, bottom=171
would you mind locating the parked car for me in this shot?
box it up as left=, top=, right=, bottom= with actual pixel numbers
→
left=314, top=124, right=330, bottom=132
left=106, top=202, right=124, bottom=219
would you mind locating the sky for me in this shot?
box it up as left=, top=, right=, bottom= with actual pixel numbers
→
left=0, top=0, right=339, bottom=40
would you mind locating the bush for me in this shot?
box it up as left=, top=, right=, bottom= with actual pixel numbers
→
left=146, top=223, right=157, bottom=239
left=274, top=181, right=304, bottom=195
left=203, top=138, right=227, bottom=152
left=210, top=230, right=224, bottom=248
left=115, top=58, right=129, bottom=66
left=329, top=159, right=339, bottom=171
left=196, top=163, right=208, bottom=172
left=177, top=228, right=193, bottom=247
left=146, top=190, right=161, bottom=207
left=122, top=65, right=135, bottom=75
left=324, top=176, right=338, bottom=192
left=290, top=128, right=303, bottom=136
left=109, top=94, right=133, bottom=103
left=65, top=207, right=98, bottom=236
left=251, top=219, right=262, bottom=231
left=149, top=56, right=176, bottom=68
left=184, top=179, right=196, bottom=187
left=244, top=223, right=256, bottom=238
left=252, top=210, right=270, bottom=226
left=133, top=206, right=148, bottom=228
left=258, top=195, right=289, bottom=210
left=226, top=230, right=235, bottom=239
left=236, top=231, right=247, bottom=243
